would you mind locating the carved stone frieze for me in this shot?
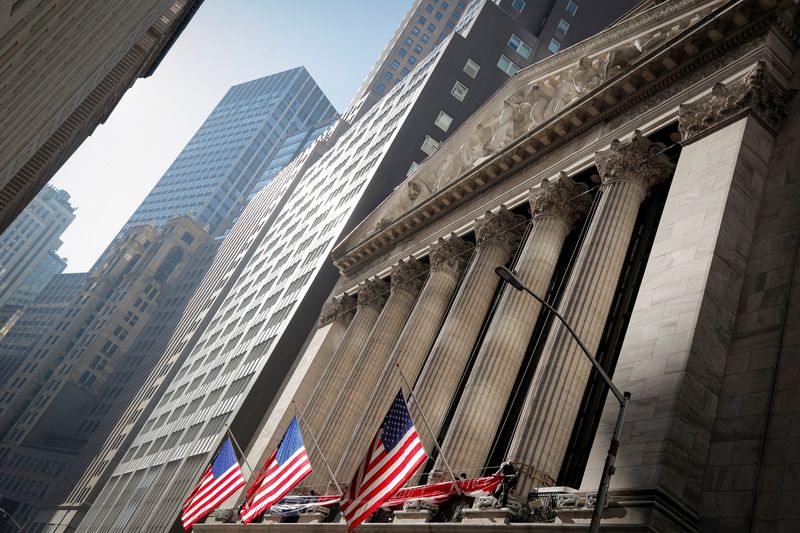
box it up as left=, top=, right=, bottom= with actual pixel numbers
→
left=474, top=206, right=527, bottom=255
left=390, top=258, right=428, bottom=296
left=595, top=130, right=674, bottom=194
left=529, top=172, right=592, bottom=229
left=318, top=294, right=356, bottom=327
left=678, top=60, right=796, bottom=140
left=357, top=278, right=388, bottom=311
left=429, top=233, right=474, bottom=279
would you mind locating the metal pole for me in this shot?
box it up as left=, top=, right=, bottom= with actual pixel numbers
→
left=396, top=365, right=462, bottom=495
left=225, top=424, right=256, bottom=476
left=293, top=402, right=344, bottom=495
left=494, top=266, right=632, bottom=531
left=0, top=507, right=23, bottom=530
left=589, top=392, right=630, bottom=533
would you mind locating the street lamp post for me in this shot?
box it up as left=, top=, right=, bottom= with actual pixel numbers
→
left=495, top=266, right=630, bottom=533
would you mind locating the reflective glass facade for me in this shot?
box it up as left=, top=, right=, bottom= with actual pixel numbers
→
left=121, top=67, right=337, bottom=238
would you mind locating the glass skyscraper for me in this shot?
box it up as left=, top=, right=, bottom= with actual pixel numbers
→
left=119, top=67, right=338, bottom=239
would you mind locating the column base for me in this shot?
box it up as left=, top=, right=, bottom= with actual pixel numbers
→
left=393, top=510, right=435, bottom=523
left=296, top=512, right=327, bottom=524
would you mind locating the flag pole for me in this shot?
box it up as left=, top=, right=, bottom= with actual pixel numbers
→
left=396, top=364, right=462, bottom=495
left=224, top=424, right=256, bottom=477
left=293, top=402, right=344, bottom=496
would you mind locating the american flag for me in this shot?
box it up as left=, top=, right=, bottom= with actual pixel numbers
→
left=341, top=390, right=428, bottom=530
left=181, top=437, right=246, bottom=530
left=240, top=417, right=313, bottom=524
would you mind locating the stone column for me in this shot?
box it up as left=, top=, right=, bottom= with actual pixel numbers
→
left=238, top=294, right=356, bottom=499
left=305, top=258, right=428, bottom=487
left=435, top=173, right=591, bottom=477
left=507, top=131, right=673, bottom=495
left=411, top=207, right=526, bottom=455
left=301, top=280, right=387, bottom=437
left=334, top=234, right=474, bottom=480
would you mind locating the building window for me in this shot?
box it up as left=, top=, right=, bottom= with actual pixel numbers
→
left=421, top=34, right=430, bottom=43
left=415, top=44, right=423, bottom=54
left=435, top=11, right=443, bottom=20
left=511, top=0, right=525, bottom=13
left=398, top=48, right=407, bottom=57
left=434, top=110, right=454, bottom=132
left=548, top=38, right=561, bottom=53
left=411, top=26, right=421, bottom=36
left=463, top=58, right=480, bottom=78
left=391, top=59, right=400, bottom=69
left=401, top=67, right=410, bottom=76
left=408, top=56, right=417, bottom=65
left=566, top=0, right=578, bottom=15
left=441, top=1, right=449, bottom=9
left=383, top=71, right=393, bottom=81
left=407, top=161, right=420, bottom=176
left=375, top=82, right=386, bottom=93
left=451, top=81, right=468, bottom=101
left=428, top=23, right=436, bottom=32
left=508, top=34, right=531, bottom=59
left=425, top=3, right=434, bottom=13
left=497, top=54, right=521, bottom=76
left=556, top=18, right=570, bottom=36
left=421, top=135, right=441, bottom=156
left=418, top=15, right=427, bottom=24
left=404, top=37, right=414, bottom=46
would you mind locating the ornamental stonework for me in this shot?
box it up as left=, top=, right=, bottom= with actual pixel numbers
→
left=529, top=172, right=592, bottom=229
left=678, top=60, right=795, bottom=140
left=474, top=206, right=527, bottom=256
left=429, top=234, right=474, bottom=279
left=390, top=257, right=428, bottom=296
left=594, top=130, right=674, bottom=194
left=357, top=278, right=388, bottom=311
left=318, top=294, right=356, bottom=327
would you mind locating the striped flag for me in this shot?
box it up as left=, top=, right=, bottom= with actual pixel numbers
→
left=341, top=390, right=428, bottom=530
left=181, top=437, right=246, bottom=530
left=240, top=417, right=313, bottom=523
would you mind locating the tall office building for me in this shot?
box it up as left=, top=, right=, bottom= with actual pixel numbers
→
left=0, top=0, right=204, bottom=232
left=0, top=185, right=75, bottom=308
left=187, top=0, right=800, bottom=531
left=76, top=1, right=641, bottom=531
left=116, top=67, right=338, bottom=240
left=0, top=217, right=211, bottom=531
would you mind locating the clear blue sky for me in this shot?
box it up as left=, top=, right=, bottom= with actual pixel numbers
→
left=51, top=0, right=412, bottom=272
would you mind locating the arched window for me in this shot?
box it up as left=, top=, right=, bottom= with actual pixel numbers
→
left=154, top=248, right=183, bottom=283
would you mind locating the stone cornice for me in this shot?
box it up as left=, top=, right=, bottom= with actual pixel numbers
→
left=332, top=0, right=791, bottom=275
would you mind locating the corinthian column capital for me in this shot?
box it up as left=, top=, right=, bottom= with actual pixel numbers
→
left=391, top=257, right=428, bottom=296
left=357, top=278, right=388, bottom=311
left=474, top=206, right=526, bottom=256
left=429, top=234, right=474, bottom=279
left=318, top=294, right=356, bottom=327
left=594, top=130, right=674, bottom=195
left=679, top=60, right=795, bottom=141
left=529, top=172, right=592, bottom=229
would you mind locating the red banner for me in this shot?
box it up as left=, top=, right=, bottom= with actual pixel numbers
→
left=381, top=475, right=503, bottom=509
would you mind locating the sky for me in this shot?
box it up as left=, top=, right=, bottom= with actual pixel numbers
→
left=51, top=0, right=412, bottom=272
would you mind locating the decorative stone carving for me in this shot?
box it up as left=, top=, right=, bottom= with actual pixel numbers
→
left=357, top=278, right=388, bottom=311
left=318, top=294, right=356, bottom=327
left=474, top=206, right=527, bottom=255
left=529, top=172, right=592, bottom=228
left=529, top=83, right=552, bottom=126
left=594, top=130, right=674, bottom=194
left=544, top=72, right=577, bottom=119
left=461, top=122, right=496, bottom=167
left=390, top=257, right=428, bottom=295
left=573, top=56, right=605, bottom=94
left=493, top=89, right=534, bottom=149
left=407, top=176, right=431, bottom=201
left=429, top=233, right=474, bottom=279
left=679, top=60, right=795, bottom=140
